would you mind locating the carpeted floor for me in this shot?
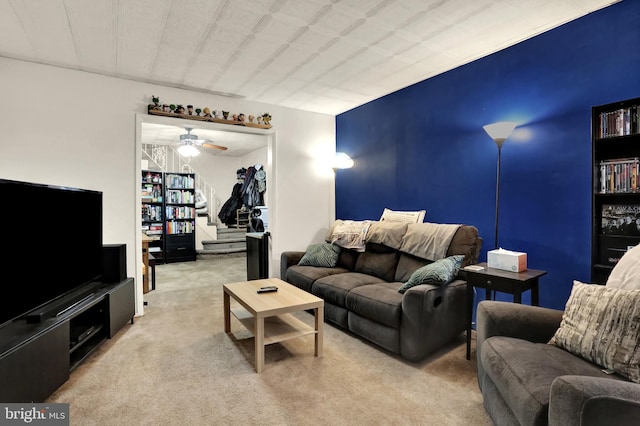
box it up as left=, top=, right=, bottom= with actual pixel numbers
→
left=47, top=253, right=491, bottom=425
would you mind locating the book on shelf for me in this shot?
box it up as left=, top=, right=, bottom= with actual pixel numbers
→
left=598, top=157, right=639, bottom=193
left=165, top=174, right=195, bottom=189
left=598, top=105, right=639, bottom=138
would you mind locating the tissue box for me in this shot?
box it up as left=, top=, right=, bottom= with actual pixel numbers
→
left=487, top=249, right=527, bottom=272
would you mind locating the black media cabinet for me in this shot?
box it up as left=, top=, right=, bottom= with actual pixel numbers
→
left=0, top=278, right=135, bottom=402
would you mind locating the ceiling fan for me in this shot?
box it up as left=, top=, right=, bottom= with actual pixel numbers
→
left=176, top=127, right=228, bottom=157
left=175, top=127, right=228, bottom=157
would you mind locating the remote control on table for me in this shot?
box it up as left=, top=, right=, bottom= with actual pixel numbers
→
left=257, top=285, right=278, bottom=293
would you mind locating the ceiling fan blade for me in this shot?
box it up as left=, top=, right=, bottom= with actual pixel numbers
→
left=201, top=142, right=228, bottom=151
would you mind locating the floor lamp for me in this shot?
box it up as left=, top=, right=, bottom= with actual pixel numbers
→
left=483, top=122, right=518, bottom=249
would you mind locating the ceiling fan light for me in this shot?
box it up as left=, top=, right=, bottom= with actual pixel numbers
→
left=177, top=144, right=200, bottom=157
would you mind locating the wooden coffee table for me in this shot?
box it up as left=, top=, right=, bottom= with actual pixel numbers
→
left=223, top=278, right=324, bottom=372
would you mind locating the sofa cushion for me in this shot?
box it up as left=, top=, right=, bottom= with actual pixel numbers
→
left=345, top=282, right=403, bottom=328
left=312, top=272, right=385, bottom=308
left=394, top=252, right=430, bottom=282
left=285, top=265, right=350, bottom=293
left=336, top=248, right=359, bottom=270
left=298, top=243, right=341, bottom=267
left=482, top=336, right=628, bottom=426
left=549, top=281, right=640, bottom=383
left=398, top=255, right=464, bottom=294
left=354, top=249, right=399, bottom=282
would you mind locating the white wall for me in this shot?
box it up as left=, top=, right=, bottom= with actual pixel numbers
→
left=0, top=57, right=335, bottom=315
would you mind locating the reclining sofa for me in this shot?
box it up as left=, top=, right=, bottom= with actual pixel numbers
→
left=280, top=220, right=482, bottom=361
left=476, top=243, right=640, bottom=425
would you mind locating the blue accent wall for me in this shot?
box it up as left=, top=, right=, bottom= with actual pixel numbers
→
left=335, top=1, right=640, bottom=310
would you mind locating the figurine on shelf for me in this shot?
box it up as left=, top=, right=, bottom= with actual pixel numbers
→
left=257, top=116, right=263, bottom=124
left=187, top=105, right=194, bottom=115
left=262, top=113, right=272, bottom=126
left=195, top=108, right=202, bottom=116
left=175, top=105, right=185, bottom=114
left=232, top=113, right=238, bottom=121
left=237, top=113, right=245, bottom=122
left=248, top=115, right=255, bottom=123
left=151, top=95, right=161, bottom=110
left=163, top=104, right=170, bottom=112
left=212, top=110, right=219, bottom=118
left=169, top=104, right=176, bottom=113
left=222, top=111, right=230, bottom=120
left=203, top=107, right=212, bottom=117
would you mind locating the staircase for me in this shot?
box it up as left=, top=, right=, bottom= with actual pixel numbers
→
left=200, top=228, right=247, bottom=254
left=142, top=143, right=247, bottom=255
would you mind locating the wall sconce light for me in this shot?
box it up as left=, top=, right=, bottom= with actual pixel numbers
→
left=483, top=121, right=518, bottom=249
left=332, top=152, right=354, bottom=172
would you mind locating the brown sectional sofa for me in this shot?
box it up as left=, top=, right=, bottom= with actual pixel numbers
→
left=280, top=221, right=482, bottom=361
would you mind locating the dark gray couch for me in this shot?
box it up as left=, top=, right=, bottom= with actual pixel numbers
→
left=476, top=301, right=640, bottom=426
left=280, top=222, right=482, bottom=361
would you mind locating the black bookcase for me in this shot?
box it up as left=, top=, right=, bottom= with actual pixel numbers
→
left=142, top=170, right=165, bottom=263
left=591, top=97, right=640, bottom=283
left=164, top=173, right=197, bottom=263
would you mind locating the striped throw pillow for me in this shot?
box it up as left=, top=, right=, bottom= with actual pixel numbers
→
left=549, top=281, right=640, bottom=383
left=298, top=243, right=341, bottom=268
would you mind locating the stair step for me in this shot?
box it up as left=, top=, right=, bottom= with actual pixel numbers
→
left=202, top=239, right=246, bottom=250
left=202, top=237, right=245, bottom=244
left=216, top=230, right=246, bottom=240
left=198, top=247, right=247, bottom=255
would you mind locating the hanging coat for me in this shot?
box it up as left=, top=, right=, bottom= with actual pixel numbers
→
left=218, top=183, right=243, bottom=226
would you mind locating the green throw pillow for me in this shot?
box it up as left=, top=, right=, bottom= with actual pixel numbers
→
left=398, top=255, right=464, bottom=294
left=549, top=281, right=640, bottom=383
left=298, top=243, right=341, bottom=268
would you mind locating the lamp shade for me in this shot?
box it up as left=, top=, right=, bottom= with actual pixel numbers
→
left=177, top=144, right=200, bottom=157
left=483, top=122, right=518, bottom=144
left=333, top=152, right=354, bottom=170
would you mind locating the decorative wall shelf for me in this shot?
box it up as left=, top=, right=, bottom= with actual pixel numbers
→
left=147, top=105, right=272, bottom=129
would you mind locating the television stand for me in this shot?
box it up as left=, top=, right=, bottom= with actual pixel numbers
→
left=0, top=278, right=135, bottom=402
left=56, top=293, right=95, bottom=317
left=24, top=284, right=99, bottom=324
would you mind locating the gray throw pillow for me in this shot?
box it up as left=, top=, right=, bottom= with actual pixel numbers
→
left=398, top=255, right=464, bottom=294
left=298, top=243, right=341, bottom=268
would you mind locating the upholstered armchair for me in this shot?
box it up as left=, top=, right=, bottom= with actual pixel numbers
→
left=476, top=245, right=640, bottom=425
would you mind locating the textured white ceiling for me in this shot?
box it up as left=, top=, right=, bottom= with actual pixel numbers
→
left=0, top=0, right=618, bottom=116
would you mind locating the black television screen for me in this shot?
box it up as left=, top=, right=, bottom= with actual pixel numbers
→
left=0, top=178, right=103, bottom=328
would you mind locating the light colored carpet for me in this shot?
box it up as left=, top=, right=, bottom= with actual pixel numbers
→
left=48, top=253, right=491, bottom=425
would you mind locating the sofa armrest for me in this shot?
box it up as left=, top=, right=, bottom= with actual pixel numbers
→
left=476, top=300, right=563, bottom=345
left=549, top=375, right=640, bottom=426
left=476, top=300, right=563, bottom=390
left=400, top=280, right=468, bottom=361
left=280, top=251, right=305, bottom=279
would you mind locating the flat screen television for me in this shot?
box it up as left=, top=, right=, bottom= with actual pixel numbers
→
left=0, top=178, right=103, bottom=328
